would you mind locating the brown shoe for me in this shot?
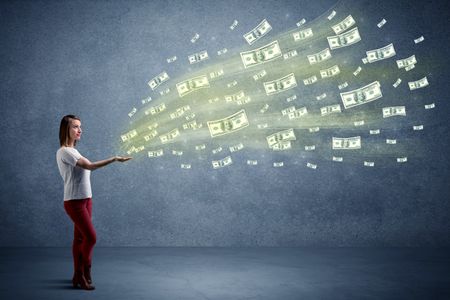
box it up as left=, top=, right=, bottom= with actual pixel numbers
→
left=72, top=271, right=95, bottom=290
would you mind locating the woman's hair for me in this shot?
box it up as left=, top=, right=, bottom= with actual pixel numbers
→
left=59, top=115, right=81, bottom=147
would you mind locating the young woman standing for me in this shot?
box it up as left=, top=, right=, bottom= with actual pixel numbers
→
left=56, top=115, right=132, bottom=290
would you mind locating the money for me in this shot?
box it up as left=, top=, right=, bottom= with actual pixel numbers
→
left=120, top=129, right=138, bottom=142
left=145, top=103, right=166, bottom=115
left=148, top=71, right=169, bottom=90
left=408, top=77, right=429, bottom=90
left=170, top=105, right=191, bottom=119
left=148, top=149, right=163, bottom=158
left=293, top=28, right=313, bottom=41
left=286, top=94, right=297, bottom=102
left=237, top=96, right=251, bottom=106
left=332, top=156, right=343, bottom=162
left=227, top=80, right=238, bottom=88
left=365, top=43, right=396, bottom=63
left=195, top=144, right=206, bottom=151
left=272, top=141, right=291, bottom=151
left=144, top=130, right=158, bottom=141
left=131, top=145, right=144, bottom=154
left=185, top=112, right=196, bottom=120
left=266, top=128, right=296, bottom=148
left=181, top=164, right=191, bottom=169
left=338, top=82, right=348, bottom=90
left=396, top=55, right=416, bottom=69
left=327, top=10, right=336, bottom=20
left=386, top=139, right=397, bottom=144
left=264, top=73, right=297, bottom=95
left=424, top=103, right=435, bottom=109
left=296, top=18, right=306, bottom=27
left=128, top=107, right=137, bottom=118
left=257, top=123, right=268, bottom=129
left=159, top=88, right=170, bottom=96
left=321, top=104, right=342, bottom=116
left=212, top=156, right=233, bottom=169
left=332, top=136, right=361, bottom=150
left=273, top=162, right=284, bottom=167
left=159, top=128, right=180, bottom=144
left=176, top=75, right=210, bottom=97
left=212, top=146, right=223, bottom=154
left=240, top=40, right=282, bottom=68
left=340, top=81, right=382, bottom=109
left=188, top=50, right=209, bottom=64
left=243, top=19, right=272, bottom=45
left=307, top=48, right=332, bottom=64
left=377, top=18, right=387, bottom=28
left=283, top=49, right=298, bottom=60
left=172, top=150, right=183, bottom=156
left=166, top=56, right=177, bottom=63
left=309, top=127, right=320, bottom=133
left=316, top=93, right=327, bottom=100
left=332, top=15, right=355, bottom=34
left=209, top=69, right=224, bottom=79
left=305, top=145, right=316, bottom=151
left=217, top=48, right=228, bottom=56
left=382, top=106, right=406, bottom=118
left=190, top=33, right=200, bottom=43
left=281, top=106, right=296, bottom=116
left=327, top=27, right=361, bottom=50
left=303, top=75, right=318, bottom=85
left=229, top=143, right=244, bottom=152
left=148, top=123, right=158, bottom=130
left=353, top=66, right=362, bottom=76
left=393, top=78, right=402, bottom=88
left=288, top=107, right=308, bottom=119
left=182, top=120, right=202, bottom=130
left=369, top=129, right=380, bottom=135
left=306, top=162, right=317, bottom=169
left=253, top=69, right=267, bottom=81
left=413, top=125, right=424, bottom=131
left=208, top=97, right=220, bottom=104
left=207, top=109, right=249, bottom=137
left=397, top=157, right=407, bottom=163
left=141, top=96, right=152, bottom=105
left=414, top=36, right=424, bottom=44
left=320, top=65, right=340, bottom=78
left=247, top=160, right=258, bottom=165
left=354, top=120, right=365, bottom=126
left=260, top=103, right=270, bottom=113
left=364, top=161, right=374, bottom=167
left=230, top=19, right=238, bottom=30
left=225, top=90, right=246, bottom=103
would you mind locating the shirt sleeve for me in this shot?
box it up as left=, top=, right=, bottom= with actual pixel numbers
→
left=60, top=148, right=82, bottom=167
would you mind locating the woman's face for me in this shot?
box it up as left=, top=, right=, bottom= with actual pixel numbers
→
left=69, top=119, right=82, bottom=143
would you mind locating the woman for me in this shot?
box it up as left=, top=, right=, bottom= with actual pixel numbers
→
left=56, top=114, right=132, bottom=290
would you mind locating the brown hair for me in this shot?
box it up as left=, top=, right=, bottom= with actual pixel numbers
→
left=59, top=115, right=81, bottom=147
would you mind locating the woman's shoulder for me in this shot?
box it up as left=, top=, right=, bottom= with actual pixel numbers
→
left=57, top=146, right=80, bottom=155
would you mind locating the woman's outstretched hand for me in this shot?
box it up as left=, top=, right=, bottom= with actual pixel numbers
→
left=115, top=156, right=133, bottom=162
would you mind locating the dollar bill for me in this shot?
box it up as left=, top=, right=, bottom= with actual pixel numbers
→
left=332, top=156, right=343, bottom=162
left=121, top=129, right=138, bottom=142
left=145, top=103, right=166, bottom=115
left=393, top=78, right=402, bottom=88
left=316, top=93, right=327, bottom=100
left=172, top=150, right=183, bottom=156
left=247, top=160, right=258, bottom=165
left=217, top=48, right=228, bottom=56
left=354, top=120, right=365, bottom=126
left=386, top=139, right=397, bottom=144
left=230, top=19, right=238, bottom=30
left=413, top=125, right=424, bottom=131
left=208, top=97, right=220, bottom=104
left=264, top=73, right=297, bottom=95
left=306, top=162, right=317, bottom=169
left=296, top=18, right=306, bottom=27
left=414, top=36, right=424, bottom=44
left=377, top=18, right=387, bottom=28
left=309, top=127, right=320, bottom=133
left=338, top=82, right=348, bottom=90
left=320, top=65, right=340, bottom=78
left=369, top=129, right=380, bottom=135
left=182, top=120, right=202, bottom=130
left=332, top=136, right=361, bottom=150
left=307, top=48, right=332, bottom=64
left=424, top=103, right=435, bottom=109
left=396, top=55, right=416, bottom=69
left=321, top=104, right=342, bottom=116
left=148, top=149, right=163, bottom=158
left=132, top=145, right=145, bottom=154
left=229, top=143, right=244, bottom=152
left=293, top=28, right=313, bottom=41
left=237, top=96, right=252, bottom=106
left=305, top=145, right=316, bottom=151
left=253, top=69, right=267, bottom=81
left=195, top=144, right=206, bottom=151
left=273, top=162, right=284, bottom=167
left=190, top=33, right=200, bottom=43
left=364, top=161, right=374, bottom=167
left=159, top=88, right=170, bottom=96
left=327, top=10, right=336, bottom=20
left=288, top=107, right=308, bottom=119
left=243, top=19, right=272, bottom=45
left=281, top=106, right=296, bottom=116
left=212, top=156, right=233, bottom=169
left=353, top=66, right=362, bottom=76
left=209, top=69, right=224, bottom=79
left=272, top=141, right=292, bottom=151
left=212, top=146, right=223, bottom=154
left=365, top=43, right=396, bottom=63
left=267, top=128, right=296, bottom=148
left=286, top=94, right=297, bottom=102
left=160, top=128, right=180, bottom=144
left=170, top=105, right=191, bottom=119
left=382, top=106, right=406, bottom=118
left=185, top=112, right=196, bottom=121
left=128, top=107, right=137, bottom=118
left=340, top=81, right=382, bottom=109
left=227, top=80, right=238, bottom=88
left=141, top=96, right=152, bottom=105
left=283, top=49, right=298, bottom=60
left=397, top=157, right=407, bottom=163
left=188, top=50, right=209, bottom=64
left=327, top=27, right=361, bottom=50
left=332, top=15, right=355, bottom=34
left=303, top=75, right=318, bottom=85
left=408, top=77, right=429, bottom=90
left=260, top=103, right=270, bottom=113
left=144, top=130, right=158, bottom=141
left=166, top=56, right=177, bottom=63
left=225, top=90, right=246, bottom=103
left=176, top=75, right=210, bottom=97
left=181, top=164, right=191, bottom=169
left=257, top=123, right=268, bottom=129
left=240, top=40, right=282, bottom=68
left=207, top=109, right=249, bottom=137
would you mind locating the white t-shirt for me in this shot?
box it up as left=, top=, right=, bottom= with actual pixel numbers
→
left=56, top=147, right=92, bottom=201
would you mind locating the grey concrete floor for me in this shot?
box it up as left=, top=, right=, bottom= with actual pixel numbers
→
left=0, top=247, right=449, bottom=300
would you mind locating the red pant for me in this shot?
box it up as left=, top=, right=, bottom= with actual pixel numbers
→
left=64, top=198, right=96, bottom=273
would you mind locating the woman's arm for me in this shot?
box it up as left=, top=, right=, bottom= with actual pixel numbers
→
left=76, top=156, right=132, bottom=171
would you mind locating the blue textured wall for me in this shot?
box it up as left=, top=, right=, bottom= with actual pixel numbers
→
left=0, top=0, right=449, bottom=247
